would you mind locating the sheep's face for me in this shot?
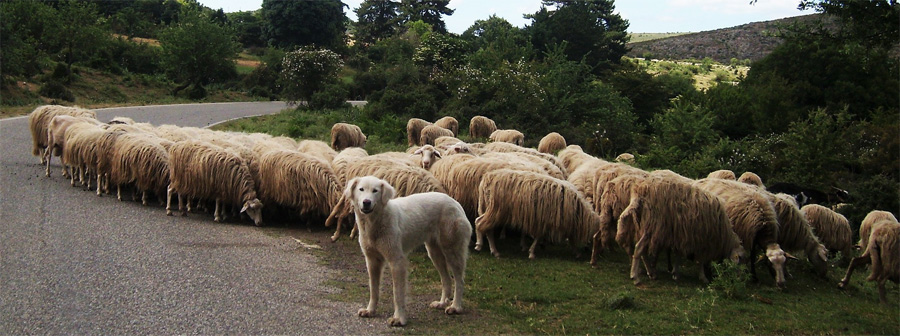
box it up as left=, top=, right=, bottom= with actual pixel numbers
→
left=729, top=247, right=747, bottom=265
left=413, top=145, right=441, bottom=170
left=241, top=199, right=264, bottom=226
left=766, top=244, right=788, bottom=288
left=347, top=176, right=396, bottom=215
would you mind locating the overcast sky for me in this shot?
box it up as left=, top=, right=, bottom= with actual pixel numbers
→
left=199, top=0, right=812, bottom=33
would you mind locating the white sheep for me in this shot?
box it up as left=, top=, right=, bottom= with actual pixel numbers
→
left=257, top=149, right=342, bottom=221
left=419, top=125, right=455, bottom=146
left=44, top=115, right=103, bottom=177
left=838, top=220, right=900, bottom=304
left=802, top=204, right=853, bottom=260
left=859, top=210, right=898, bottom=251
left=434, top=116, right=459, bottom=137
left=489, top=129, right=524, bottom=146
left=331, top=123, right=367, bottom=151
left=29, top=105, right=97, bottom=164
left=468, top=115, right=496, bottom=139
left=537, top=132, right=566, bottom=154
left=406, top=118, right=432, bottom=146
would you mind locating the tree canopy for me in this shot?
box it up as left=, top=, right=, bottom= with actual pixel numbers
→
left=261, top=0, right=347, bottom=50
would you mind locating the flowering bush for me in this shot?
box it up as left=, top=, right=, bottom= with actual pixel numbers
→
left=280, top=46, right=344, bottom=103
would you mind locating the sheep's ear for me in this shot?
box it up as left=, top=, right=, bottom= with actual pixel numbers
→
left=240, top=203, right=249, bottom=213
left=413, top=147, right=423, bottom=155
left=380, top=181, right=396, bottom=203
left=784, top=252, right=799, bottom=261
left=344, top=177, right=359, bottom=199
left=433, top=150, right=442, bottom=159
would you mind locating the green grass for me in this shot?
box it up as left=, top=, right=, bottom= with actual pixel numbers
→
left=214, top=109, right=900, bottom=335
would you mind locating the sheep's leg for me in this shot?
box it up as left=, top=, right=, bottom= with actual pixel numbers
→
left=214, top=199, right=223, bottom=222
left=698, top=263, right=712, bottom=284
left=179, top=193, right=187, bottom=216
left=877, top=280, right=888, bottom=304
left=425, top=241, right=452, bottom=310
left=839, top=253, right=871, bottom=289
left=166, top=186, right=174, bottom=216
left=528, top=236, right=541, bottom=260
left=186, top=197, right=194, bottom=213
left=44, top=151, right=52, bottom=177
left=141, top=191, right=149, bottom=206
left=484, top=229, right=500, bottom=258
left=116, top=185, right=123, bottom=201
left=590, top=230, right=604, bottom=268
left=631, top=234, right=650, bottom=285
left=473, top=215, right=485, bottom=251
left=350, top=223, right=358, bottom=239
left=96, top=173, right=103, bottom=196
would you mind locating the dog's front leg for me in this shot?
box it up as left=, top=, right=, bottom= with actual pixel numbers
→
left=359, top=254, right=384, bottom=318
left=388, top=257, right=409, bottom=327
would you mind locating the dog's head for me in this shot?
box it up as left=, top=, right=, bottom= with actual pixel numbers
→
left=344, top=176, right=396, bottom=215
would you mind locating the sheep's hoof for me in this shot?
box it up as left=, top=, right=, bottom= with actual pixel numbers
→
left=330, top=235, right=340, bottom=242
left=445, top=306, right=462, bottom=315
left=837, top=281, right=848, bottom=289
left=357, top=308, right=375, bottom=318
left=528, top=254, right=536, bottom=260
left=214, top=217, right=222, bottom=223
left=473, top=245, right=482, bottom=252
left=166, top=210, right=173, bottom=216
left=492, top=252, right=501, bottom=258
left=430, top=301, right=449, bottom=309
left=388, top=316, right=407, bottom=327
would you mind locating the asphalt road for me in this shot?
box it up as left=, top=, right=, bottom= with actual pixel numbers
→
left=0, top=102, right=382, bottom=334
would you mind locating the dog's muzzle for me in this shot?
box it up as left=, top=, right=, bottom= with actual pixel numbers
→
left=361, top=200, right=373, bottom=214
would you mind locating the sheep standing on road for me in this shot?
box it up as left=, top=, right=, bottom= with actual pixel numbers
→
left=61, top=123, right=106, bottom=188
left=537, top=132, right=566, bottom=154
left=331, top=123, right=367, bottom=151
left=802, top=204, right=853, bottom=260
left=29, top=105, right=97, bottom=164
left=838, top=220, right=900, bottom=304
left=469, top=116, right=496, bottom=139
left=44, top=115, right=103, bottom=177
left=475, top=169, right=599, bottom=259
left=434, top=116, right=459, bottom=137
left=257, top=150, right=342, bottom=221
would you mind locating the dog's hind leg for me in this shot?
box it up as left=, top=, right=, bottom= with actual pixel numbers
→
left=444, top=247, right=467, bottom=315
left=425, top=241, right=452, bottom=310
left=359, top=254, right=384, bottom=318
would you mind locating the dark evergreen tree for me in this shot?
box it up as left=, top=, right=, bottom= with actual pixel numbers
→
left=261, top=0, right=347, bottom=50
left=400, top=0, right=453, bottom=33
left=355, top=0, right=402, bottom=44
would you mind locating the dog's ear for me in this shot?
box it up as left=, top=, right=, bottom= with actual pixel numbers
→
left=344, top=177, right=359, bottom=199
left=380, top=181, right=396, bottom=203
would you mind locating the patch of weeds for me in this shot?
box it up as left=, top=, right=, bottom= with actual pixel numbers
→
left=708, top=259, right=749, bottom=299
left=607, top=291, right=636, bottom=310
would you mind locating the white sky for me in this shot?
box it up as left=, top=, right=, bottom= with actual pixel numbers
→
left=199, top=0, right=813, bottom=33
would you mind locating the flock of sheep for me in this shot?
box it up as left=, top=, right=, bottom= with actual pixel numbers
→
left=29, top=105, right=899, bottom=304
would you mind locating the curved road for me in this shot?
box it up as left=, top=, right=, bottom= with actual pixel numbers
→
left=0, top=102, right=382, bottom=334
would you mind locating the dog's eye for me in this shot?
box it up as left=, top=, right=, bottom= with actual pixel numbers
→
left=373, top=189, right=378, bottom=193
left=358, top=187, right=364, bottom=191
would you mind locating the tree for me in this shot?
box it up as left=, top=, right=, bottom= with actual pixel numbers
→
left=228, top=11, right=266, bottom=48
left=55, top=0, right=109, bottom=82
left=355, top=0, right=402, bottom=44
left=280, top=47, right=344, bottom=104
left=159, top=8, right=240, bottom=97
left=462, top=15, right=533, bottom=68
left=400, top=0, right=453, bottom=33
left=525, top=0, right=629, bottom=73
left=0, top=0, right=59, bottom=79
left=261, top=0, right=347, bottom=50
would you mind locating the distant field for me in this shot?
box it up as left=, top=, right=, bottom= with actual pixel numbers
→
left=628, top=32, right=692, bottom=43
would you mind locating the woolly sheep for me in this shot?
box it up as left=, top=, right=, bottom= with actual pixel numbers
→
left=475, top=169, right=600, bottom=259
left=44, top=115, right=103, bottom=177
left=738, top=172, right=764, bottom=188
left=587, top=163, right=646, bottom=207
left=107, top=116, right=135, bottom=125
left=557, top=145, right=604, bottom=173
left=411, top=145, right=442, bottom=170
left=331, top=147, right=369, bottom=184
left=489, top=129, right=524, bottom=146
left=257, top=149, right=342, bottom=220
left=770, top=192, right=828, bottom=277
left=483, top=142, right=567, bottom=177
left=60, top=123, right=106, bottom=188
left=537, top=132, right=566, bottom=154
left=420, top=125, right=455, bottom=146
left=590, top=173, right=649, bottom=267
left=694, top=178, right=789, bottom=288
left=434, top=116, right=459, bottom=137
left=29, top=105, right=97, bottom=163
left=153, top=124, right=196, bottom=143
left=615, top=153, right=635, bottom=165
left=838, top=220, right=900, bottom=304
left=707, top=169, right=736, bottom=180
left=297, top=139, right=338, bottom=163
left=166, top=140, right=264, bottom=225
left=619, top=175, right=745, bottom=285
left=468, top=115, right=497, bottom=139
left=802, top=204, right=853, bottom=260
left=859, top=210, right=899, bottom=251
left=406, top=118, right=432, bottom=146
left=434, top=136, right=464, bottom=149
left=483, top=152, right=565, bottom=180
left=330, top=123, right=366, bottom=151
left=112, top=133, right=171, bottom=205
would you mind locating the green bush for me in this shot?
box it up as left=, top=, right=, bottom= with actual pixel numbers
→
left=39, top=80, right=75, bottom=102
left=308, top=83, right=350, bottom=110
left=708, top=260, right=749, bottom=299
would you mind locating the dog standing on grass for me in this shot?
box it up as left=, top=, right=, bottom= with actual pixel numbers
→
left=345, top=176, right=471, bottom=327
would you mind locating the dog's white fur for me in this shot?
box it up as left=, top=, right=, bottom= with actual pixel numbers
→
left=346, top=176, right=471, bottom=327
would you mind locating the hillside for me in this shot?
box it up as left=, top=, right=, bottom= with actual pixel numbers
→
left=627, top=14, right=820, bottom=62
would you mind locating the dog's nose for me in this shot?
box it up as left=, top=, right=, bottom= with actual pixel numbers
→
left=362, top=199, right=371, bottom=207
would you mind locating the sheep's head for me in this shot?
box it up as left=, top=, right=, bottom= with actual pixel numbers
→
left=413, top=145, right=441, bottom=170
left=447, top=142, right=471, bottom=155
left=241, top=199, right=264, bottom=226
left=729, top=246, right=747, bottom=265
left=808, top=243, right=829, bottom=278
left=765, top=243, right=789, bottom=288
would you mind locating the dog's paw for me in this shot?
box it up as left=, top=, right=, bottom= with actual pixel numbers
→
left=357, top=308, right=375, bottom=317
left=445, top=306, right=463, bottom=315
left=430, top=300, right=449, bottom=309
left=388, top=316, right=407, bottom=327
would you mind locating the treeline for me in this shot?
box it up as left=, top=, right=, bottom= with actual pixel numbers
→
left=1, top=0, right=896, bottom=225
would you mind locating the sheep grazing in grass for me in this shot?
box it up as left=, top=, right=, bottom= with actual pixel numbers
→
left=694, top=178, right=789, bottom=288
left=420, top=125, right=454, bottom=146
left=537, top=132, right=566, bottom=154
left=618, top=175, right=745, bottom=285
left=859, top=210, right=899, bottom=251
left=406, top=118, right=432, bottom=146
left=44, top=115, right=103, bottom=177
left=428, top=152, right=475, bottom=190
left=802, top=204, right=853, bottom=260
left=838, top=220, right=900, bottom=304
left=166, top=140, right=264, bottom=225
left=475, top=169, right=600, bottom=259
left=434, top=116, right=459, bottom=137
left=770, top=193, right=828, bottom=278
left=590, top=163, right=647, bottom=206
left=738, top=172, right=764, bottom=188
left=615, top=153, right=635, bottom=165
left=29, top=105, right=97, bottom=164
left=489, top=129, right=524, bottom=146
left=257, top=150, right=342, bottom=221
left=707, top=169, right=736, bottom=180
left=61, top=123, right=106, bottom=188
left=297, top=139, right=338, bottom=163
left=590, top=173, right=649, bottom=266
left=468, top=115, right=497, bottom=139
left=330, top=123, right=366, bottom=151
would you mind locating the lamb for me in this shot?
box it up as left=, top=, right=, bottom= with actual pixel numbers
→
left=29, top=105, right=97, bottom=164
left=802, top=204, right=853, bottom=260
left=468, top=115, right=497, bottom=139
left=489, top=129, right=524, bottom=146
left=256, top=149, right=342, bottom=220
left=297, top=140, right=338, bottom=163
left=707, top=169, right=736, bottom=180
left=770, top=192, right=828, bottom=277
left=615, top=153, right=635, bottom=165
left=537, top=132, right=566, bottom=154
left=694, top=178, right=789, bottom=288
left=475, top=169, right=600, bottom=259
left=859, top=210, right=899, bottom=251
left=434, top=116, right=459, bottom=137
left=331, top=123, right=367, bottom=151
left=557, top=145, right=604, bottom=173
left=738, top=172, right=764, bottom=188
left=589, top=172, right=649, bottom=267
left=419, top=125, right=454, bottom=146
left=618, top=175, right=745, bottom=285
left=838, top=220, right=900, bottom=304
left=406, top=118, right=432, bottom=146
left=44, top=115, right=103, bottom=177
left=166, top=140, right=264, bottom=225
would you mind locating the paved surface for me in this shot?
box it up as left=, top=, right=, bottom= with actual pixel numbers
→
left=0, top=102, right=382, bottom=334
